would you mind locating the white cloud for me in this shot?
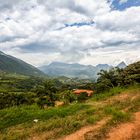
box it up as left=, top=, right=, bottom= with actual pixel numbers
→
left=119, top=0, right=128, bottom=5
left=95, top=6, right=140, bottom=33
left=0, top=0, right=140, bottom=66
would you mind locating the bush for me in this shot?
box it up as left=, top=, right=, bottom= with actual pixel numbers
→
left=37, top=96, right=54, bottom=109
left=56, top=90, right=77, bottom=104
left=77, top=92, right=88, bottom=102
left=95, top=79, right=113, bottom=93
left=65, top=91, right=77, bottom=103
left=35, top=80, right=58, bottom=101
left=0, top=92, right=35, bottom=109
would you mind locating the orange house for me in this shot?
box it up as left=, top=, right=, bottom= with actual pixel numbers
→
left=73, top=89, right=93, bottom=97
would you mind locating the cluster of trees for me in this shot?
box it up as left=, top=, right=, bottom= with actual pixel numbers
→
left=0, top=92, right=35, bottom=109
left=0, top=74, right=91, bottom=109
left=15, top=77, right=44, bottom=91
left=95, top=61, right=140, bottom=93
left=35, top=81, right=58, bottom=108
left=36, top=81, right=90, bottom=108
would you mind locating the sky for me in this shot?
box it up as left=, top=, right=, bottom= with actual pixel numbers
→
left=0, top=0, right=140, bottom=67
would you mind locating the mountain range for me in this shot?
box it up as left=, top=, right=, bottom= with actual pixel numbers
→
left=0, top=51, right=45, bottom=77
left=0, top=51, right=127, bottom=79
left=39, top=61, right=127, bottom=79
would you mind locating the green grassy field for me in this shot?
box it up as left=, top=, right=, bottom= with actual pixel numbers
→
left=0, top=85, right=140, bottom=140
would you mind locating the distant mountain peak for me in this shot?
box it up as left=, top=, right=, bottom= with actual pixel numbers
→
left=49, top=62, right=85, bottom=67
left=96, top=64, right=112, bottom=70
left=49, top=61, right=65, bottom=66
left=117, top=61, right=127, bottom=69
left=96, top=64, right=110, bottom=67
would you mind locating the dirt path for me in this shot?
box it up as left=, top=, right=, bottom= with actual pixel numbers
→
left=58, top=92, right=138, bottom=140
left=29, top=128, right=62, bottom=140
left=30, top=89, right=140, bottom=140
left=58, top=118, right=109, bottom=140
left=106, top=112, right=140, bottom=140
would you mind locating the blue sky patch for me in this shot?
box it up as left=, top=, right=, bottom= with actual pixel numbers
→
left=65, top=21, right=95, bottom=27
left=57, top=21, right=95, bottom=30
left=111, top=0, right=140, bottom=10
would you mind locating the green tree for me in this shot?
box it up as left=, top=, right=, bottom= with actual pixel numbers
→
left=123, top=61, right=140, bottom=84
left=96, top=68, right=122, bottom=93
left=35, top=80, right=58, bottom=107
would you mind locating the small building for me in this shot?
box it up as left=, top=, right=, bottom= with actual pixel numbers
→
left=73, top=89, right=93, bottom=97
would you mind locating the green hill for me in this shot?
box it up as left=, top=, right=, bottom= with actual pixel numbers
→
left=0, top=51, right=45, bottom=77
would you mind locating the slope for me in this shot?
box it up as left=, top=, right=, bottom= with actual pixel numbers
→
left=0, top=51, right=45, bottom=76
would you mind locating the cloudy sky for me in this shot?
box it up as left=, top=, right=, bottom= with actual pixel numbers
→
left=0, top=0, right=140, bottom=66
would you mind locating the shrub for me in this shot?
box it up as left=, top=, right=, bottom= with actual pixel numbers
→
left=0, top=92, right=34, bottom=109
left=57, top=90, right=77, bottom=104
left=77, top=92, right=88, bottom=102
left=37, top=96, right=54, bottom=109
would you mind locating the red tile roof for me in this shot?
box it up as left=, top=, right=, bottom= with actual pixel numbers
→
left=73, top=89, right=93, bottom=96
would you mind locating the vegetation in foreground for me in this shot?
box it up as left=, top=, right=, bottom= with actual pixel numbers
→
left=0, top=85, right=140, bottom=140
left=0, top=61, right=139, bottom=139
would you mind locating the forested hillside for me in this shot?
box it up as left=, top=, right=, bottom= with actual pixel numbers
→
left=0, top=51, right=45, bottom=77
